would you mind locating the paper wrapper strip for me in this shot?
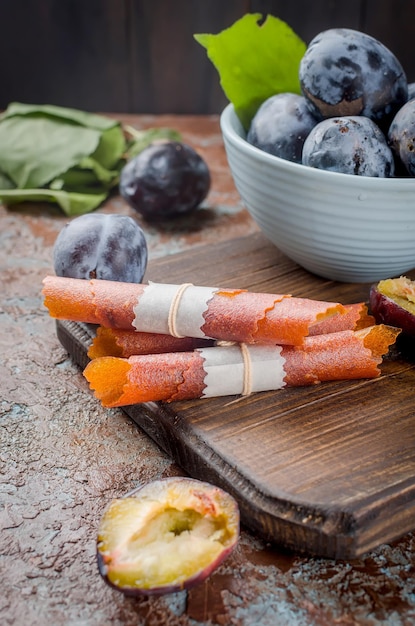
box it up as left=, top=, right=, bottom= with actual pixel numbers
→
left=83, top=325, right=400, bottom=407
left=42, top=276, right=370, bottom=346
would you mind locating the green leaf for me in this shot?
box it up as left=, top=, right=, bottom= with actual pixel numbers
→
left=49, top=157, right=120, bottom=198
left=72, top=156, right=120, bottom=186
left=0, top=170, right=15, bottom=189
left=194, top=13, right=306, bottom=129
left=92, top=124, right=126, bottom=170
left=125, top=126, right=182, bottom=159
left=0, top=115, right=101, bottom=188
left=0, top=103, right=182, bottom=215
left=0, top=101, right=126, bottom=188
left=0, top=187, right=107, bottom=216
left=1, top=101, right=119, bottom=132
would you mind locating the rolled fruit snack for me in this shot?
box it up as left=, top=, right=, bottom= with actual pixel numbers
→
left=83, top=325, right=400, bottom=407
left=88, top=326, right=214, bottom=359
left=87, top=301, right=374, bottom=359
left=42, top=276, right=370, bottom=346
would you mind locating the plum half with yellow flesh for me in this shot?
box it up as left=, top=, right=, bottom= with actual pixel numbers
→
left=96, top=477, right=240, bottom=595
left=370, top=276, right=415, bottom=338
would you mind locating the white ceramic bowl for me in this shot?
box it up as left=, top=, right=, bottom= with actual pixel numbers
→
left=220, top=103, right=415, bottom=283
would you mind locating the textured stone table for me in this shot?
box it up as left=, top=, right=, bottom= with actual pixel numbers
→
left=2, top=114, right=415, bottom=626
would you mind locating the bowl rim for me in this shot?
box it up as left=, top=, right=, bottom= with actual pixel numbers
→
left=220, top=102, right=415, bottom=188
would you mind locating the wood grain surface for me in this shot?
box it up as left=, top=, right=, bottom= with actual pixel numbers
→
left=56, top=231, right=415, bottom=560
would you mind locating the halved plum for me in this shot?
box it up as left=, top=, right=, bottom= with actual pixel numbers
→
left=369, top=276, right=415, bottom=338
left=96, top=477, right=240, bottom=595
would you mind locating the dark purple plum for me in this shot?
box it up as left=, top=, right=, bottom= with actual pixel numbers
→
left=388, top=99, right=415, bottom=176
left=246, top=93, right=318, bottom=163
left=302, top=116, right=394, bottom=177
left=120, top=141, right=211, bottom=220
left=299, top=28, right=408, bottom=127
left=53, top=213, right=148, bottom=283
left=407, top=83, right=415, bottom=101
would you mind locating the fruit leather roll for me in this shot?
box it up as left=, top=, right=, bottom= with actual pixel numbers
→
left=88, top=326, right=214, bottom=359
left=42, top=276, right=362, bottom=346
left=309, top=302, right=375, bottom=335
left=83, top=325, right=399, bottom=407
left=88, top=303, right=374, bottom=359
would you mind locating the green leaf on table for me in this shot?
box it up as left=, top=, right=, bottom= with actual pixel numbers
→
left=0, top=187, right=108, bottom=216
left=0, top=102, right=127, bottom=214
left=0, top=170, right=16, bottom=190
left=125, top=126, right=182, bottom=159
left=194, top=13, right=306, bottom=129
left=49, top=152, right=125, bottom=195
left=0, top=116, right=101, bottom=188
left=0, top=102, right=184, bottom=215
left=0, top=102, right=127, bottom=176
left=59, top=156, right=121, bottom=189
left=92, top=124, right=126, bottom=170
left=1, top=101, right=119, bottom=131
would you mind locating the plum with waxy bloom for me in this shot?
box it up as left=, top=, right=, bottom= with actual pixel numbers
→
left=299, top=28, right=408, bottom=127
left=247, top=93, right=317, bottom=163
left=53, top=213, right=148, bottom=283
left=388, top=99, right=415, bottom=176
left=302, top=116, right=394, bottom=177
left=119, top=141, right=211, bottom=220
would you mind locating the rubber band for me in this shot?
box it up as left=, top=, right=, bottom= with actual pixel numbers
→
left=240, top=343, right=252, bottom=397
left=167, top=283, right=194, bottom=338
left=213, top=341, right=252, bottom=395
left=222, top=343, right=253, bottom=406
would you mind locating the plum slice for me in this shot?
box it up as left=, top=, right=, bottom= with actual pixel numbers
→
left=369, top=276, right=415, bottom=337
left=96, top=477, right=240, bottom=595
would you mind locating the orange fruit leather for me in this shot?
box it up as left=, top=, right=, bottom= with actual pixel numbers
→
left=42, top=276, right=146, bottom=329
left=202, top=290, right=317, bottom=345
left=84, top=352, right=206, bottom=407
left=258, top=297, right=347, bottom=345
left=83, top=357, right=131, bottom=407
left=87, top=327, right=125, bottom=359
left=309, top=302, right=375, bottom=335
left=282, top=325, right=399, bottom=386
left=359, top=324, right=401, bottom=358
left=88, top=327, right=212, bottom=359
left=42, top=276, right=99, bottom=323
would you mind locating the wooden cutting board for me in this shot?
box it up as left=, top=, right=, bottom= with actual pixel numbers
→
left=56, top=231, right=415, bottom=560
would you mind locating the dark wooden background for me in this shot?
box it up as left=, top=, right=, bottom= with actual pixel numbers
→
left=1, top=0, right=414, bottom=115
